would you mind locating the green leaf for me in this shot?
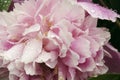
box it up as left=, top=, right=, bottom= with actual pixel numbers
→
left=0, top=0, right=12, bottom=11
left=89, top=74, right=120, bottom=80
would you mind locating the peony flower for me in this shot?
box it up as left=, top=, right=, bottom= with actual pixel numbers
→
left=0, top=0, right=119, bottom=80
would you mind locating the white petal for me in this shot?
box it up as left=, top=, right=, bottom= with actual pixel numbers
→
left=21, top=39, right=42, bottom=64
left=22, top=24, right=40, bottom=35
left=4, top=43, right=24, bottom=61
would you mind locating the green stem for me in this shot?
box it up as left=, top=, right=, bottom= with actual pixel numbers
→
left=116, top=19, right=120, bottom=27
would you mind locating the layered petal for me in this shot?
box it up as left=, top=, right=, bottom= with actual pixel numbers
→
left=78, top=2, right=120, bottom=22
left=3, top=43, right=24, bottom=61
left=21, top=39, right=42, bottom=64
left=71, top=37, right=91, bottom=58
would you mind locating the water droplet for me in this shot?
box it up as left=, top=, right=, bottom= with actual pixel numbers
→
left=4, top=0, right=7, bottom=3
left=91, top=10, right=95, bottom=13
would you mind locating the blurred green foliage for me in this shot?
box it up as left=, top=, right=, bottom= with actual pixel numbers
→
left=89, top=74, right=120, bottom=80
left=0, top=0, right=11, bottom=11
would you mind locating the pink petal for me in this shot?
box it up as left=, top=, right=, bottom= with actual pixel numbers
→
left=0, top=26, right=8, bottom=39
left=62, top=50, right=79, bottom=67
left=43, top=38, right=59, bottom=51
left=37, top=0, right=58, bottom=16
left=14, top=60, right=24, bottom=71
left=82, top=16, right=98, bottom=29
left=58, top=62, right=67, bottom=80
left=0, top=12, right=17, bottom=26
left=53, top=20, right=74, bottom=47
left=94, top=49, right=104, bottom=65
left=0, top=40, right=13, bottom=50
left=3, top=43, right=24, bottom=61
left=71, top=37, right=91, bottom=58
left=47, top=31, right=68, bottom=58
left=67, top=68, right=76, bottom=80
left=85, top=36, right=100, bottom=57
left=45, top=60, right=58, bottom=68
left=65, top=3, right=85, bottom=26
left=21, top=39, right=42, bottom=64
left=94, top=65, right=108, bottom=74
left=79, top=2, right=120, bottom=22
left=24, top=63, right=37, bottom=75
left=78, top=58, right=96, bottom=72
left=22, top=24, right=40, bottom=36
left=50, top=0, right=85, bottom=26
left=9, top=74, right=19, bottom=80
left=36, top=50, right=58, bottom=68
left=19, top=74, right=29, bottom=80
left=90, top=28, right=110, bottom=46
left=50, top=0, right=73, bottom=22
left=7, top=62, right=21, bottom=76
left=14, top=0, right=36, bottom=16
left=104, top=43, right=120, bottom=73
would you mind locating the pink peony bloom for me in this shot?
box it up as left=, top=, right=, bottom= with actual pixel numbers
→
left=0, top=0, right=119, bottom=80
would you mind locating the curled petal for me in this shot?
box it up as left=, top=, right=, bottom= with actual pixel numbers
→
left=62, top=50, right=79, bottom=67
left=22, top=24, right=40, bottom=36
left=79, top=2, right=120, bottom=22
left=71, top=37, right=91, bottom=58
left=3, top=43, right=24, bottom=61
left=104, top=43, right=120, bottom=73
left=24, top=63, right=41, bottom=75
left=36, top=50, right=58, bottom=68
left=78, top=58, right=96, bottom=72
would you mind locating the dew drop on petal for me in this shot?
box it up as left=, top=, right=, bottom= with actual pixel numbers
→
left=91, top=10, right=95, bottom=13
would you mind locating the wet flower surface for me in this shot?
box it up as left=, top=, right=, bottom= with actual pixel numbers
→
left=0, top=0, right=119, bottom=80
